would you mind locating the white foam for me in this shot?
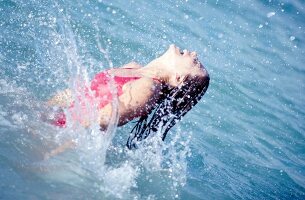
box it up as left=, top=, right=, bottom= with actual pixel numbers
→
left=102, top=162, right=139, bottom=198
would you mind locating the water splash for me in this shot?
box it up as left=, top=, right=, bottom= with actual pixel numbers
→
left=0, top=1, right=192, bottom=199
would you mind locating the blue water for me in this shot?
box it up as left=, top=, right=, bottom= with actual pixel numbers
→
left=1, top=0, right=305, bottom=199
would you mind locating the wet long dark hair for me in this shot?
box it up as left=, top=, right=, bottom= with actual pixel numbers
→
left=126, top=72, right=210, bottom=149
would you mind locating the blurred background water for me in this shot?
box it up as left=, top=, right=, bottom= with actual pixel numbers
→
left=0, top=0, right=305, bottom=199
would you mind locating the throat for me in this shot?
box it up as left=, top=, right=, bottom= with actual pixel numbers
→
left=138, top=66, right=168, bottom=83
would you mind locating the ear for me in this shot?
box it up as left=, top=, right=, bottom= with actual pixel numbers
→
left=169, top=74, right=183, bottom=87
left=176, top=74, right=181, bottom=83
left=176, top=74, right=185, bottom=85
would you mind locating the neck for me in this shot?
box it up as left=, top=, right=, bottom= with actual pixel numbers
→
left=138, top=61, right=169, bottom=82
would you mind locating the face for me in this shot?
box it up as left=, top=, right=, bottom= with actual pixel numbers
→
left=157, top=44, right=204, bottom=86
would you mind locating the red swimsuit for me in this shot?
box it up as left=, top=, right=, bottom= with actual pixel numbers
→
left=53, top=70, right=141, bottom=127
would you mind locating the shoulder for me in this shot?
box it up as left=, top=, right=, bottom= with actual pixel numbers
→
left=121, top=77, right=161, bottom=104
left=118, top=77, right=162, bottom=120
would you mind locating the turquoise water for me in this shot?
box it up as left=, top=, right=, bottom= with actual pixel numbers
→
left=1, top=0, right=305, bottom=199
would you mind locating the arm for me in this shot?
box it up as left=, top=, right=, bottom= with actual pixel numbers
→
left=47, top=89, right=72, bottom=107
left=44, top=140, right=75, bottom=160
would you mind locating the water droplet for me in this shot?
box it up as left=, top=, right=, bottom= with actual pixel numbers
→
left=218, top=33, right=223, bottom=38
left=267, top=12, right=275, bottom=18
left=289, top=36, right=295, bottom=41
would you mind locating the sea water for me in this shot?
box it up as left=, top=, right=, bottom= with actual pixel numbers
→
left=0, top=0, right=305, bottom=199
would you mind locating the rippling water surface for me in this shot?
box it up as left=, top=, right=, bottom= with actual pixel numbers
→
left=1, top=0, right=305, bottom=199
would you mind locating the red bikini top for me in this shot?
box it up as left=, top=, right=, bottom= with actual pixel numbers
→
left=90, top=70, right=141, bottom=108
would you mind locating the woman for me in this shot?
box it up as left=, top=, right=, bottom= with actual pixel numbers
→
left=47, top=44, right=210, bottom=149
